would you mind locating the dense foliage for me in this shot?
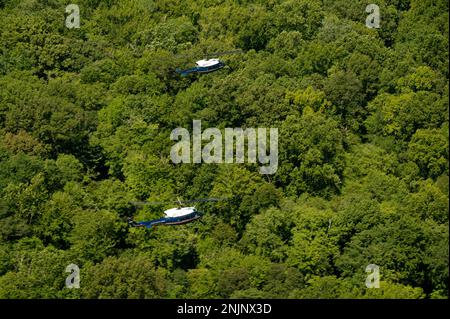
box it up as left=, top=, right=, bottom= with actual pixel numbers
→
left=0, top=0, right=448, bottom=299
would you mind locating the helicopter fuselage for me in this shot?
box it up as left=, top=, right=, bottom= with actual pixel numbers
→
left=130, top=207, right=202, bottom=229
left=176, top=59, right=225, bottom=76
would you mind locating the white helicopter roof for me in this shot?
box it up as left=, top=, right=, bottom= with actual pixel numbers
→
left=164, top=207, right=196, bottom=217
left=196, top=59, right=220, bottom=67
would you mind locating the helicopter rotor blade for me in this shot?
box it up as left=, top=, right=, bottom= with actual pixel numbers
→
left=207, top=49, right=243, bottom=58
left=130, top=201, right=167, bottom=206
left=175, top=49, right=243, bottom=59
left=178, top=198, right=229, bottom=204
left=130, top=197, right=229, bottom=206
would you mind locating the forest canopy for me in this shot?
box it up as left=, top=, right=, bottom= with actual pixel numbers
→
left=0, top=0, right=448, bottom=299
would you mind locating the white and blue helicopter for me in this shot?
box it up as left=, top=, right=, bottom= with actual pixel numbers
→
left=175, top=49, right=243, bottom=77
left=128, top=198, right=225, bottom=229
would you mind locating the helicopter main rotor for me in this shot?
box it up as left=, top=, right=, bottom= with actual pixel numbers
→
left=130, top=197, right=228, bottom=207
left=175, top=49, right=243, bottom=59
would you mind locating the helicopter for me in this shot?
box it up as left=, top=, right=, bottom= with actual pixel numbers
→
left=175, top=49, right=243, bottom=76
left=128, top=197, right=226, bottom=229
